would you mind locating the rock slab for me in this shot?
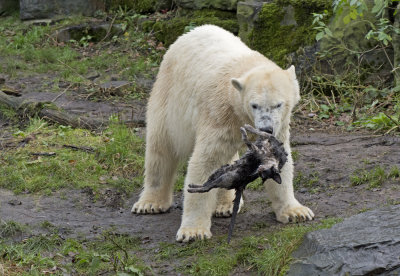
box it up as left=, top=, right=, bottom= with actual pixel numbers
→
left=287, top=205, right=400, bottom=276
left=0, top=0, right=18, bottom=16
left=19, top=0, right=106, bottom=20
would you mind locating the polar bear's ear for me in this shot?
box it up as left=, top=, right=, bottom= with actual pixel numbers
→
left=231, top=78, right=244, bottom=92
left=287, top=65, right=297, bottom=80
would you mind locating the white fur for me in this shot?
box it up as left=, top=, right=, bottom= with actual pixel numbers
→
left=131, top=25, right=314, bottom=242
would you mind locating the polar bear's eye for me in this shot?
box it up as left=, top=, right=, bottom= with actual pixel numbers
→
left=251, top=104, right=259, bottom=109
left=274, top=103, right=282, bottom=109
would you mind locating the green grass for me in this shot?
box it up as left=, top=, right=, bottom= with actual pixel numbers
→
left=293, top=171, right=320, bottom=193
left=0, top=13, right=163, bottom=96
left=350, top=165, right=399, bottom=189
left=0, top=221, right=27, bottom=239
left=247, top=178, right=264, bottom=190
left=0, top=218, right=341, bottom=275
left=291, top=150, right=300, bottom=162
left=0, top=229, right=149, bottom=275
left=0, top=104, right=18, bottom=122
left=0, top=117, right=144, bottom=195
left=155, top=218, right=341, bottom=276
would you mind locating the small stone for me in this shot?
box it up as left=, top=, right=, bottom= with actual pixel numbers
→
left=308, top=113, right=316, bottom=118
left=7, top=199, right=22, bottom=206
left=299, top=188, right=308, bottom=193
left=23, top=19, right=53, bottom=26
left=86, top=72, right=100, bottom=81
left=100, top=81, right=130, bottom=90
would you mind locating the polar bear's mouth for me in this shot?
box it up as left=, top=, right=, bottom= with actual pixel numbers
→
left=259, top=126, right=273, bottom=134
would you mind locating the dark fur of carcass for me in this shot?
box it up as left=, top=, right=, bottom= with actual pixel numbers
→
left=188, top=124, right=288, bottom=243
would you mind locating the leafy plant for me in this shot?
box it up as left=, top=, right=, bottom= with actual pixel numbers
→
left=312, top=10, right=332, bottom=41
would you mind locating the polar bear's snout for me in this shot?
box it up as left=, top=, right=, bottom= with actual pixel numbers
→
left=254, top=113, right=276, bottom=135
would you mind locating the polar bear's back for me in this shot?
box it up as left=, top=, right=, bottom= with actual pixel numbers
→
left=147, top=25, right=262, bottom=157
left=169, top=25, right=251, bottom=64
left=155, top=25, right=256, bottom=102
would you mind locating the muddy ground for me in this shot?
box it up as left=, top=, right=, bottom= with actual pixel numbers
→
left=1, top=119, right=399, bottom=237
left=1, top=81, right=400, bottom=274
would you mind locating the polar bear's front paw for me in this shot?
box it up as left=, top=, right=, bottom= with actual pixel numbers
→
left=214, top=198, right=243, bottom=217
left=214, top=202, right=233, bottom=217
left=275, top=203, right=314, bottom=223
left=131, top=199, right=171, bottom=214
left=176, top=227, right=212, bottom=242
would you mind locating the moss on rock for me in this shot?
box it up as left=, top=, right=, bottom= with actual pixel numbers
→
left=109, top=0, right=156, bottom=13
left=247, top=0, right=331, bottom=67
left=175, top=0, right=239, bottom=11
left=147, top=9, right=238, bottom=46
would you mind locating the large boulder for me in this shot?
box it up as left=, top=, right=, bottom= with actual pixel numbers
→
left=287, top=205, right=400, bottom=276
left=142, top=9, right=238, bottom=47
left=237, top=0, right=331, bottom=68
left=175, top=0, right=239, bottom=11
left=19, top=0, right=106, bottom=20
left=0, top=0, right=19, bottom=16
left=318, top=0, right=394, bottom=81
left=54, top=23, right=124, bottom=43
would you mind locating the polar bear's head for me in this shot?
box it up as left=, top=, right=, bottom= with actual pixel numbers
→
left=231, top=65, right=300, bottom=136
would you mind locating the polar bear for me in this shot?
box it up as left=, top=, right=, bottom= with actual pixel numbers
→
left=131, top=25, right=314, bottom=242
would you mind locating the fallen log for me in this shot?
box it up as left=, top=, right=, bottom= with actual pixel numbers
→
left=0, top=91, right=105, bottom=130
left=39, top=108, right=104, bottom=130
left=188, top=124, right=288, bottom=243
left=0, top=90, right=21, bottom=110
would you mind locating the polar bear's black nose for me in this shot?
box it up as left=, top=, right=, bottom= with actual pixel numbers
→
left=260, top=126, right=273, bottom=134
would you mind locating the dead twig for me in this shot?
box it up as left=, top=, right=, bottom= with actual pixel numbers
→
left=98, top=14, right=117, bottom=44
left=30, top=152, right=56, bottom=157
left=51, top=84, right=73, bottom=103
left=63, top=144, right=95, bottom=153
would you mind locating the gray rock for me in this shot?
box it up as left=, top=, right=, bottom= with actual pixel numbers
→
left=23, top=18, right=54, bottom=26
left=288, top=43, right=321, bottom=79
left=319, top=0, right=393, bottom=76
left=54, top=23, right=124, bottom=43
left=19, top=0, right=106, bottom=20
left=135, top=76, right=154, bottom=93
left=99, top=81, right=131, bottom=96
left=237, top=0, right=264, bottom=44
left=100, top=81, right=130, bottom=90
left=0, top=0, right=18, bottom=16
left=175, top=0, right=238, bottom=11
left=287, top=205, right=400, bottom=276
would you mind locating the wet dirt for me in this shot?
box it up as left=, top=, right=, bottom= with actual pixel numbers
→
left=1, top=131, right=399, bottom=244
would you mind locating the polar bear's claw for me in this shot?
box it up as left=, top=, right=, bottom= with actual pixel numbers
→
left=131, top=200, right=170, bottom=214
left=176, top=227, right=212, bottom=242
left=214, top=203, right=233, bottom=217
left=214, top=196, right=243, bottom=218
left=276, top=204, right=314, bottom=223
